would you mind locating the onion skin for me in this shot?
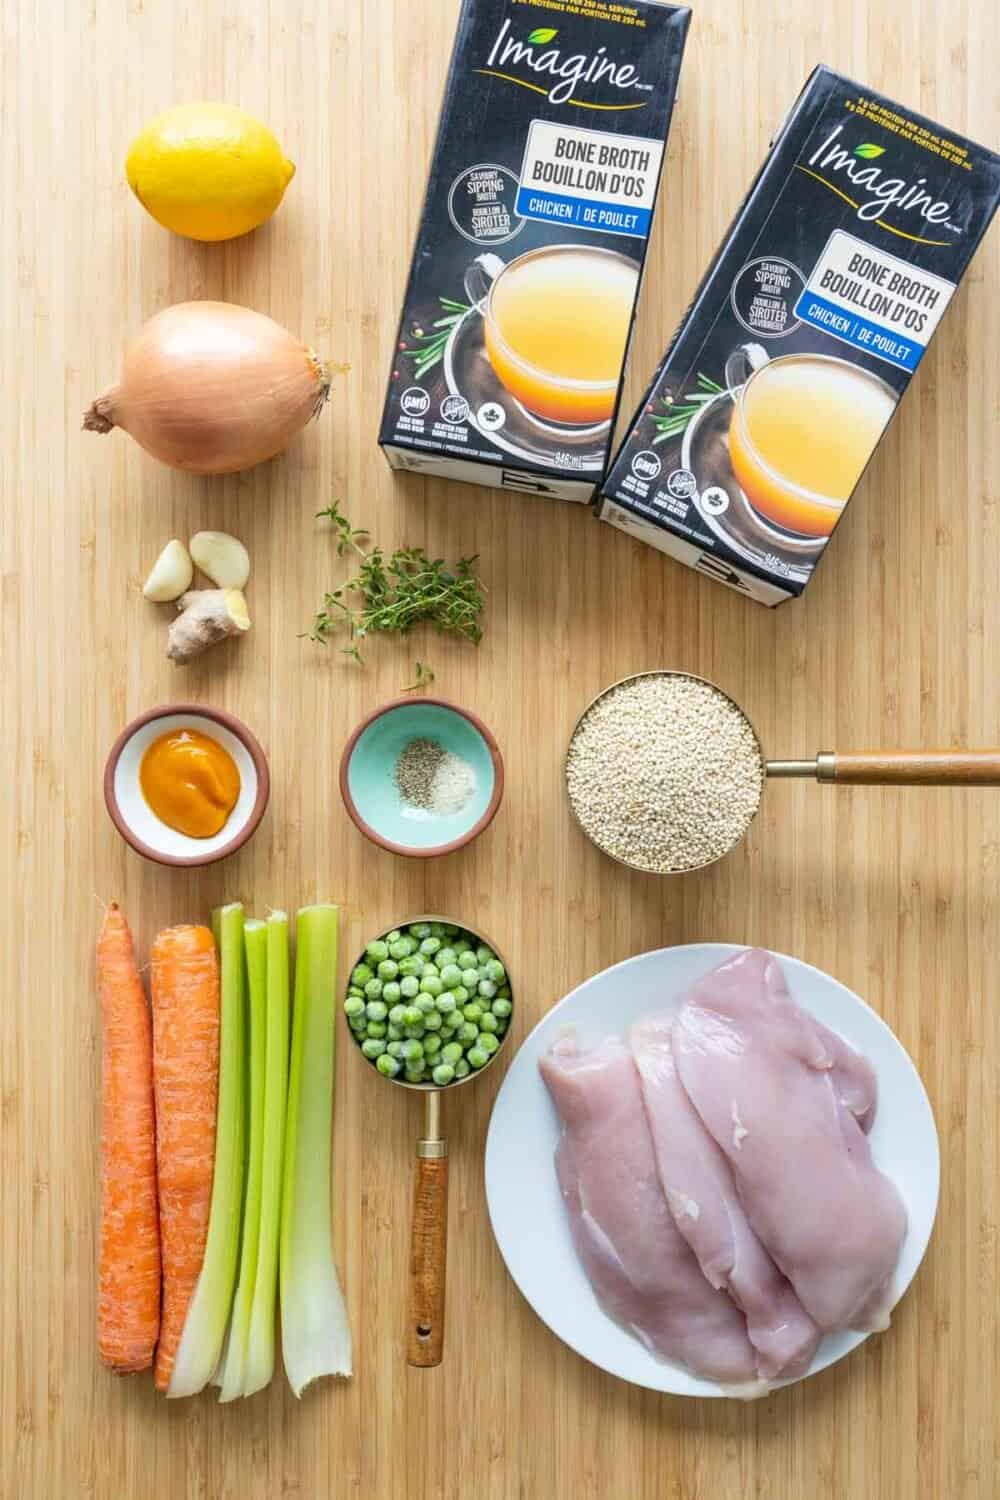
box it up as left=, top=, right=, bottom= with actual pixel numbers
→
left=84, top=301, right=330, bottom=474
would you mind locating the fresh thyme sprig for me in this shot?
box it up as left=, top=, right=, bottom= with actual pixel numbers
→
left=401, top=297, right=471, bottom=379
left=402, top=661, right=436, bottom=693
left=309, top=501, right=485, bottom=665
left=651, top=372, right=725, bottom=444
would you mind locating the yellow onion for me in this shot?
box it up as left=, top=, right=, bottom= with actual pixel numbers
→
left=84, top=301, right=330, bottom=474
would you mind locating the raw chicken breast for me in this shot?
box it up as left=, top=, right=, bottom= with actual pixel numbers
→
left=631, top=1013, right=821, bottom=1381
left=672, top=949, right=907, bottom=1333
left=539, top=1033, right=760, bottom=1390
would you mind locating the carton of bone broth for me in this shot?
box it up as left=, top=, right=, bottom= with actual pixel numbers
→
left=600, top=67, right=1000, bottom=602
left=379, top=0, right=690, bottom=502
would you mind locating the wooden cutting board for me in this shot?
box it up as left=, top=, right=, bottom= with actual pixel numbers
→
left=1, top=0, right=997, bottom=1496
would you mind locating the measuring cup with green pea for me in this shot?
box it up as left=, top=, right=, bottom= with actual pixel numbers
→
left=343, top=916, right=513, bottom=1366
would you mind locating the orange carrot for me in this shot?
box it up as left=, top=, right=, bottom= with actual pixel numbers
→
left=150, top=924, right=220, bottom=1393
left=97, top=903, right=161, bottom=1373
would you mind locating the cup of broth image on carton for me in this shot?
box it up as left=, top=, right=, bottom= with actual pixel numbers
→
left=379, top=0, right=690, bottom=503
left=599, top=65, right=1000, bottom=603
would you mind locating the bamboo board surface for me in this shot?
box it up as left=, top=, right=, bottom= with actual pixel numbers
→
left=1, top=0, right=998, bottom=1496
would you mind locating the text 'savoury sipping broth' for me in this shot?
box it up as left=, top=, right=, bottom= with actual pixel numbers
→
left=601, top=66, right=1000, bottom=603
left=379, top=0, right=690, bottom=502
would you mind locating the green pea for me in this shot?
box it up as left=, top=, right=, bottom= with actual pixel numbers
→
left=476, top=945, right=493, bottom=965
left=421, top=961, right=439, bottom=979
left=457, top=950, right=478, bottom=970
left=362, top=1037, right=387, bottom=1059
left=478, top=1032, right=499, bottom=1056
left=376, top=1052, right=401, bottom=1077
left=454, top=1057, right=471, bottom=1079
left=400, top=975, right=420, bottom=999
left=409, top=922, right=432, bottom=939
left=429, top=922, right=447, bottom=938
left=462, top=1002, right=483, bottom=1024
left=389, top=935, right=415, bottom=960
left=387, top=1040, right=404, bottom=1058
left=420, top=936, right=442, bottom=957
left=492, top=997, right=512, bottom=1019
left=398, top=956, right=423, bottom=978
left=387, top=1023, right=403, bottom=1041
left=404, top=1065, right=426, bottom=1083
left=436, top=992, right=458, bottom=1014
left=478, top=1011, right=499, bottom=1034
left=382, top=982, right=402, bottom=1007
left=349, top=1018, right=367, bottom=1035
left=366, top=999, right=388, bottom=1022
left=377, top=959, right=399, bottom=981
left=436, top=947, right=457, bottom=969
left=366, top=939, right=390, bottom=963
left=423, top=1010, right=442, bottom=1031
left=439, top=964, right=463, bottom=989
left=404, top=1022, right=425, bottom=1040
left=364, top=977, right=383, bottom=1000
left=420, top=975, right=444, bottom=998
left=441, top=1041, right=463, bottom=1064
left=485, top=959, right=506, bottom=984
left=467, top=1046, right=488, bottom=1069
left=494, top=1016, right=508, bottom=1034
left=352, top=963, right=374, bottom=986
left=423, top=1034, right=442, bottom=1058
left=402, top=1005, right=423, bottom=1028
left=432, top=1063, right=455, bottom=1086
left=388, top=1004, right=407, bottom=1026
left=497, top=986, right=511, bottom=999
left=400, top=1038, right=424, bottom=1062
left=344, top=996, right=365, bottom=1019
left=416, top=994, right=437, bottom=1014
left=366, top=1021, right=387, bottom=1039
left=441, top=1011, right=463, bottom=1033
left=457, top=1021, right=479, bottom=1046
left=478, top=980, right=497, bottom=1000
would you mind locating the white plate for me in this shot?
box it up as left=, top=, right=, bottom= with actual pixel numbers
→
left=484, top=944, right=939, bottom=1397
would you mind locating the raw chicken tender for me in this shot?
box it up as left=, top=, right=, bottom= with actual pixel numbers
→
left=672, top=949, right=907, bottom=1333
left=539, top=1033, right=760, bottom=1390
left=631, top=1013, right=820, bottom=1380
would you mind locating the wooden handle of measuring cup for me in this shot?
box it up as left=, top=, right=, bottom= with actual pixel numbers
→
left=407, top=1150, right=449, bottom=1367
left=820, top=750, right=1000, bottom=786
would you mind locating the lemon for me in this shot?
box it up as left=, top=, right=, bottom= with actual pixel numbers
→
left=126, top=103, right=295, bottom=242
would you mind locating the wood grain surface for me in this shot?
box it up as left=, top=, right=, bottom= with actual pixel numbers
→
left=1, top=0, right=998, bottom=1496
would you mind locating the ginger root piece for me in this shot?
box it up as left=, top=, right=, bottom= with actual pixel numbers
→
left=167, top=589, right=250, bottom=664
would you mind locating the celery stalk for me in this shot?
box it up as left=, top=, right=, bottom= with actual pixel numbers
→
left=168, top=904, right=247, bottom=1398
left=218, top=919, right=268, bottom=1402
left=243, top=911, right=290, bottom=1396
left=279, top=904, right=353, bottom=1396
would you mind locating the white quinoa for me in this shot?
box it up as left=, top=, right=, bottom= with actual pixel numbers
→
left=565, top=674, right=764, bottom=873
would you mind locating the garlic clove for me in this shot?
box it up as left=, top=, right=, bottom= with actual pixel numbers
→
left=143, top=538, right=194, bottom=602
left=189, top=530, right=251, bottom=590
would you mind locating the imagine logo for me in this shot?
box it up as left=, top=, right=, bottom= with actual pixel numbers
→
left=478, top=21, right=652, bottom=109
left=800, top=125, right=964, bottom=242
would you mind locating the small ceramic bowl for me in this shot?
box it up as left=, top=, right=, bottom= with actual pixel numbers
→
left=340, top=698, right=504, bottom=857
left=104, top=704, right=270, bottom=867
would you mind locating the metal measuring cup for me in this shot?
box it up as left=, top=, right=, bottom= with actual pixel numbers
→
left=567, top=670, right=1000, bottom=873
left=346, top=915, right=513, bottom=1367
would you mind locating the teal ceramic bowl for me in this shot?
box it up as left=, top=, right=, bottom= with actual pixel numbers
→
left=340, top=698, right=504, bottom=857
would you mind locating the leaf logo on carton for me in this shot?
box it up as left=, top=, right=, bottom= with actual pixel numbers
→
left=854, top=143, right=886, bottom=159
left=479, top=18, right=651, bottom=110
